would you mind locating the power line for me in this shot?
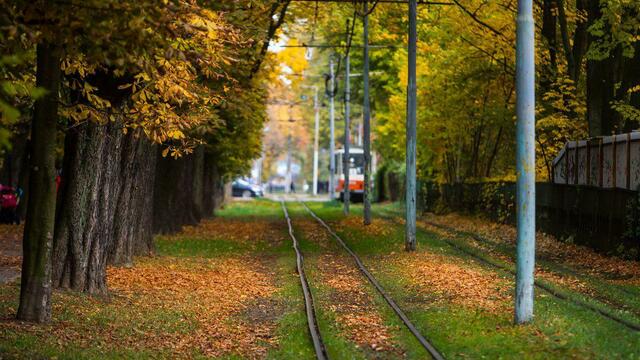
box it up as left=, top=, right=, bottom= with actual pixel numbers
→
left=279, top=44, right=399, bottom=48
left=288, top=0, right=453, bottom=4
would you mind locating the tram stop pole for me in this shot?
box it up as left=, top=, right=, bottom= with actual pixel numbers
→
left=515, top=0, right=536, bottom=324
left=405, top=0, right=418, bottom=251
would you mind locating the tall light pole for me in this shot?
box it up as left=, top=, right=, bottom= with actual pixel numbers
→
left=312, top=86, right=320, bottom=196
left=405, top=0, right=418, bottom=251
left=329, top=60, right=336, bottom=200
left=286, top=133, right=292, bottom=195
left=363, top=0, right=372, bottom=225
left=343, top=28, right=351, bottom=215
left=515, top=0, right=536, bottom=324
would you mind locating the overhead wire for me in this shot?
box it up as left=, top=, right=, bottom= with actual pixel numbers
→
left=325, top=8, right=357, bottom=99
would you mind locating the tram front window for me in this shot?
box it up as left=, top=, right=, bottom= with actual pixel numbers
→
left=335, top=153, right=364, bottom=175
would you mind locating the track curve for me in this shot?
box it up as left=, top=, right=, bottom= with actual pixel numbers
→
left=281, top=201, right=329, bottom=360
left=300, top=201, right=445, bottom=360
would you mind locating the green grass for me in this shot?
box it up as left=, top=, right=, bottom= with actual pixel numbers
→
left=303, top=201, right=640, bottom=359
left=374, top=203, right=640, bottom=326
left=3, top=199, right=638, bottom=359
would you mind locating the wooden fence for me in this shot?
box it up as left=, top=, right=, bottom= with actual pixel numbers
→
left=552, top=132, right=640, bottom=190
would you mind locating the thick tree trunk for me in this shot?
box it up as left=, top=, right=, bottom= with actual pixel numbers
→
left=587, top=2, right=640, bottom=136
left=1, top=128, right=28, bottom=186
left=18, top=41, right=61, bottom=323
left=541, top=0, right=557, bottom=85
left=189, top=147, right=205, bottom=224
left=109, top=132, right=157, bottom=265
left=52, top=122, right=124, bottom=295
left=153, top=150, right=198, bottom=234
left=202, top=153, right=216, bottom=219
left=133, top=155, right=156, bottom=257
left=17, top=138, right=31, bottom=220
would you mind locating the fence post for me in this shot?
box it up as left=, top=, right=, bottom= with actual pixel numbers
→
left=613, top=136, right=617, bottom=188
left=599, top=138, right=604, bottom=187
left=586, top=140, right=591, bottom=186
left=565, top=144, right=569, bottom=185
left=627, top=133, right=631, bottom=190
left=574, top=142, right=579, bottom=185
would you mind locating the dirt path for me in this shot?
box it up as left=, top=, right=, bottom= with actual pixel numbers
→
left=0, top=224, right=22, bottom=284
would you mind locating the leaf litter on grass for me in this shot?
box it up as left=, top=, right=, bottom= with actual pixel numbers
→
left=318, top=254, right=402, bottom=357
left=1, top=256, right=280, bottom=359
left=297, top=217, right=403, bottom=357
left=425, top=213, right=640, bottom=283
left=388, top=252, right=512, bottom=314
left=163, top=218, right=286, bottom=248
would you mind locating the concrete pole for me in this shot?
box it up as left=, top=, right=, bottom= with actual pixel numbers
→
left=363, top=1, right=372, bottom=225
left=342, top=20, right=355, bottom=215
left=343, top=46, right=351, bottom=215
left=515, top=0, right=536, bottom=324
left=405, top=0, right=417, bottom=251
left=329, top=60, right=336, bottom=200
left=286, top=133, right=292, bottom=195
left=313, top=87, right=320, bottom=196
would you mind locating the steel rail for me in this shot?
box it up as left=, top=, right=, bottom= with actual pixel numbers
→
left=281, top=201, right=329, bottom=360
left=378, top=211, right=640, bottom=332
left=300, top=202, right=445, bottom=360
left=420, top=218, right=640, bottom=298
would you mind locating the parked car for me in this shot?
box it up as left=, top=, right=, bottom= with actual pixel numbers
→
left=0, top=185, right=19, bottom=224
left=232, top=179, right=263, bottom=198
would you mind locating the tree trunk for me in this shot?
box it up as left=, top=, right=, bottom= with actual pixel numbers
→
left=190, top=147, right=205, bottom=223
left=586, top=2, right=640, bottom=136
left=587, top=1, right=616, bottom=136
left=202, top=152, right=216, bottom=219
left=485, top=126, right=503, bottom=178
left=52, top=122, right=124, bottom=296
left=556, top=0, right=576, bottom=82
left=1, top=128, right=28, bottom=186
left=17, top=41, right=61, bottom=323
left=17, top=138, right=31, bottom=221
left=153, top=151, right=199, bottom=234
left=541, top=0, right=558, bottom=86
left=571, top=0, right=589, bottom=83
left=109, top=132, right=157, bottom=265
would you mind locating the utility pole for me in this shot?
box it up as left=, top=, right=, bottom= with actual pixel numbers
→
left=286, top=133, right=292, bottom=195
left=312, top=86, right=320, bottom=196
left=405, top=0, right=417, bottom=251
left=363, top=0, right=372, bottom=225
left=515, top=0, right=536, bottom=324
left=329, top=60, right=336, bottom=200
left=343, top=21, right=351, bottom=215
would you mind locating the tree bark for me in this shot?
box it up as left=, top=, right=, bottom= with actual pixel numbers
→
left=202, top=152, right=217, bottom=219
left=541, top=0, right=558, bottom=85
left=190, top=147, right=205, bottom=223
left=571, top=0, right=589, bottom=83
left=1, top=127, right=28, bottom=186
left=586, top=2, right=640, bottom=136
left=485, top=126, right=503, bottom=178
left=17, top=138, right=31, bottom=221
left=153, top=150, right=199, bottom=234
left=17, top=41, right=61, bottom=323
left=109, top=131, right=157, bottom=265
left=52, top=122, right=124, bottom=295
left=556, top=0, right=576, bottom=82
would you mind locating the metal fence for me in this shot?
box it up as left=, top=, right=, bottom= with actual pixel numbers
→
left=552, top=132, right=640, bottom=190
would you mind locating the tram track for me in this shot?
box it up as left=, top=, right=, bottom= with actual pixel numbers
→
left=376, top=210, right=640, bottom=332
left=281, top=201, right=329, bottom=360
left=299, top=201, right=445, bottom=360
